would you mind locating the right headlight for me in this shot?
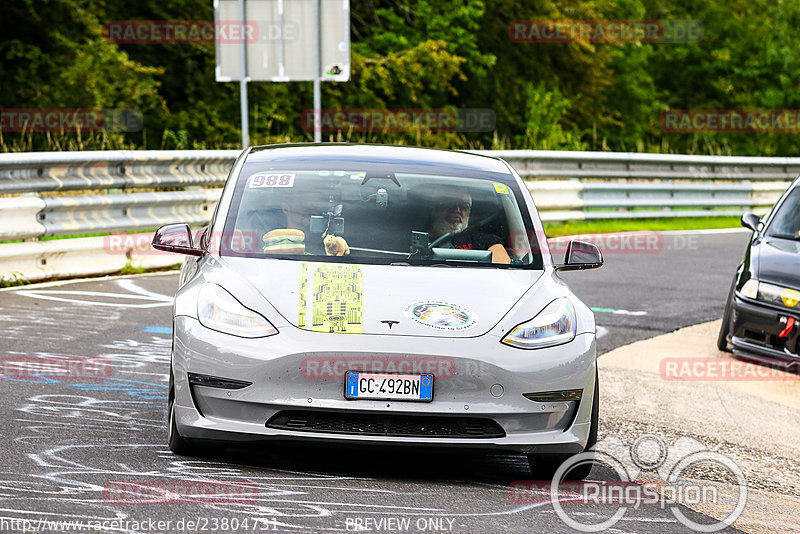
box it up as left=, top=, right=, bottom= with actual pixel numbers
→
left=197, top=283, right=278, bottom=338
left=740, top=279, right=800, bottom=309
left=501, top=298, right=577, bottom=349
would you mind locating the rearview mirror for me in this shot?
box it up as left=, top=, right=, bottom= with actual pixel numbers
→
left=152, top=224, right=203, bottom=256
left=555, top=240, right=603, bottom=271
left=741, top=212, right=761, bottom=233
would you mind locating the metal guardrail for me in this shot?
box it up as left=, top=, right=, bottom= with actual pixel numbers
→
left=0, top=150, right=237, bottom=194
left=0, top=148, right=797, bottom=281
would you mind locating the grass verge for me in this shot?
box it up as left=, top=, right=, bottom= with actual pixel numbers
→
left=543, top=216, right=742, bottom=237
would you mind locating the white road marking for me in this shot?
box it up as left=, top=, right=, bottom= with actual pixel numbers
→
left=597, top=326, right=609, bottom=339
left=116, top=279, right=173, bottom=302
left=15, top=289, right=171, bottom=308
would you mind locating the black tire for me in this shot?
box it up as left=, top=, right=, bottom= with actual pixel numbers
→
left=717, top=278, right=736, bottom=352
left=528, top=368, right=599, bottom=480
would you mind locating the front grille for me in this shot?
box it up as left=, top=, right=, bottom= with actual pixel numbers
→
left=267, top=410, right=505, bottom=438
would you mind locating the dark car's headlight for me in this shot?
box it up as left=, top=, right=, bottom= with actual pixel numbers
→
left=740, top=279, right=800, bottom=309
left=501, top=298, right=577, bottom=349
left=197, top=284, right=278, bottom=338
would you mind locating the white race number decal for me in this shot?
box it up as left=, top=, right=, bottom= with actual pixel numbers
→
left=249, top=173, right=295, bottom=188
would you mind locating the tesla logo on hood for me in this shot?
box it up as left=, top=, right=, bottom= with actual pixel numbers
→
left=381, top=320, right=400, bottom=329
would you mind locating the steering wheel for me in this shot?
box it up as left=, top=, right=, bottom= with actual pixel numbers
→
left=428, top=232, right=453, bottom=249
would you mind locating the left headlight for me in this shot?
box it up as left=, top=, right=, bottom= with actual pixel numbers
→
left=197, top=283, right=278, bottom=338
left=501, top=298, right=577, bottom=349
left=756, top=280, right=800, bottom=309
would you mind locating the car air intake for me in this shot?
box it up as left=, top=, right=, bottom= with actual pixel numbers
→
left=267, top=410, right=505, bottom=438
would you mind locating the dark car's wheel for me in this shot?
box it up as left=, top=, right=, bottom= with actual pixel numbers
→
left=717, top=278, right=737, bottom=352
left=527, top=368, right=599, bottom=480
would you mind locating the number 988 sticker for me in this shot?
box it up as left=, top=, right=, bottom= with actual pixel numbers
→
left=249, top=173, right=295, bottom=188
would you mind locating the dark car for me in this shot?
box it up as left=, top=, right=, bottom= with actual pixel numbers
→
left=718, top=177, right=800, bottom=368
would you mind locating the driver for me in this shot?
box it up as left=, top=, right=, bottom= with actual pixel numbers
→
left=429, top=190, right=511, bottom=264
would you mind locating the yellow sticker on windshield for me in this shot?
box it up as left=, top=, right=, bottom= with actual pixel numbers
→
left=298, top=263, right=363, bottom=333
left=298, top=262, right=308, bottom=327
left=493, top=182, right=510, bottom=195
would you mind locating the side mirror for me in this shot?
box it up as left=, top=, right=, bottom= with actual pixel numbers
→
left=152, top=224, right=203, bottom=256
left=741, top=212, right=761, bottom=233
left=555, top=240, right=603, bottom=271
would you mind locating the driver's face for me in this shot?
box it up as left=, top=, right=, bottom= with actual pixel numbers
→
left=430, top=192, right=471, bottom=236
left=282, top=190, right=329, bottom=232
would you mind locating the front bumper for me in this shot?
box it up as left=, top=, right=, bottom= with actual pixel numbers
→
left=730, top=295, right=799, bottom=364
left=171, top=316, right=597, bottom=455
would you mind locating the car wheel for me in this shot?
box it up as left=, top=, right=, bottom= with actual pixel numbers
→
left=717, top=278, right=736, bottom=352
left=527, top=368, right=599, bottom=481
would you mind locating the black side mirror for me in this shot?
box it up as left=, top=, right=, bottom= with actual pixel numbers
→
left=152, top=224, right=203, bottom=256
left=741, top=212, right=762, bottom=233
left=555, top=240, right=603, bottom=271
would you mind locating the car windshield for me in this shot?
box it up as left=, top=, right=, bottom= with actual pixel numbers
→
left=767, top=187, right=800, bottom=240
left=220, top=162, right=542, bottom=268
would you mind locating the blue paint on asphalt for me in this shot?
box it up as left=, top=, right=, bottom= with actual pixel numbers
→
left=142, top=326, right=173, bottom=334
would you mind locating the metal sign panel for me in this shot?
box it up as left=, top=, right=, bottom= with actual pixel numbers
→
left=215, top=0, right=350, bottom=82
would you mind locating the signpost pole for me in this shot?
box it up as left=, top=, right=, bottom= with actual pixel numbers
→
left=238, top=0, right=250, bottom=148
left=313, top=0, right=322, bottom=143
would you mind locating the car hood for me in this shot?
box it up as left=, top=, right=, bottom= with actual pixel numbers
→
left=756, top=237, right=800, bottom=289
left=220, top=257, right=543, bottom=337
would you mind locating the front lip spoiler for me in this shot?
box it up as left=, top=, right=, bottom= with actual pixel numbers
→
left=731, top=337, right=799, bottom=368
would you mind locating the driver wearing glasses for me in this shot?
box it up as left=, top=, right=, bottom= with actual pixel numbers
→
left=429, top=190, right=511, bottom=264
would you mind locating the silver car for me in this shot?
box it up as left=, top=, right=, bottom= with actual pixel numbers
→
left=153, top=144, right=603, bottom=479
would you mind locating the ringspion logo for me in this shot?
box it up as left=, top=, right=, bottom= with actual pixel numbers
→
left=512, top=434, right=747, bottom=532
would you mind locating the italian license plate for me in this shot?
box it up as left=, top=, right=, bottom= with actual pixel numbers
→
left=345, top=371, right=433, bottom=402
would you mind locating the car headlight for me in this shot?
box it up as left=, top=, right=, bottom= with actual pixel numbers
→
left=502, top=298, right=577, bottom=349
left=197, top=283, right=278, bottom=338
left=740, top=279, right=800, bottom=309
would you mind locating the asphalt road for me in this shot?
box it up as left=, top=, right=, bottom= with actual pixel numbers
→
left=560, top=229, right=751, bottom=352
left=0, top=229, right=752, bottom=534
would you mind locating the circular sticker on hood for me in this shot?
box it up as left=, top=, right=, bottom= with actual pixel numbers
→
left=404, top=301, right=478, bottom=331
